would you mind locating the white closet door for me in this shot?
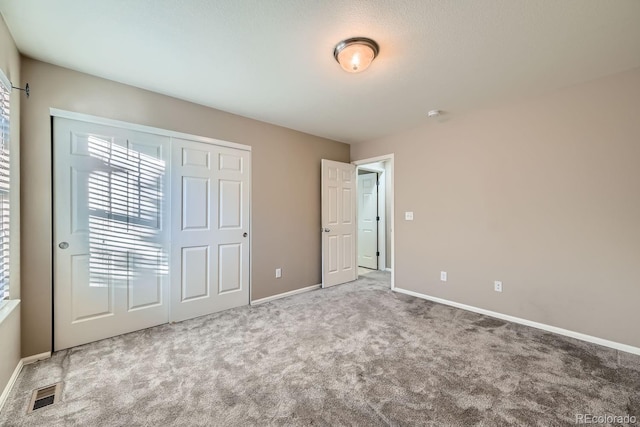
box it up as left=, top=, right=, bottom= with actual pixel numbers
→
left=53, top=118, right=171, bottom=351
left=170, top=138, right=250, bottom=322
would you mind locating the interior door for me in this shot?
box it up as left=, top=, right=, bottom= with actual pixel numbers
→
left=358, top=172, right=378, bottom=269
left=53, top=118, right=171, bottom=350
left=170, top=138, right=250, bottom=322
left=321, top=159, right=357, bottom=287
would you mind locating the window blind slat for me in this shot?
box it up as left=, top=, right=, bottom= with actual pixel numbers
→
left=0, top=76, right=10, bottom=302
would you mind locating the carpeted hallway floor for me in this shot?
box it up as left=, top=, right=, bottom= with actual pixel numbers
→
left=1, top=271, right=638, bottom=426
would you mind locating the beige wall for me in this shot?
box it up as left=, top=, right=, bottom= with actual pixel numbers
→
left=352, top=68, right=640, bottom=348
left=0, top=14, right=21, bottom=398
left=20, top=58, right=349, bottom=356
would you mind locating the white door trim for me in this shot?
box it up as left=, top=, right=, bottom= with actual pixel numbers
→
left=352, top=154, right=395, bottom=290
left=50, top=108, right=252, bottom=152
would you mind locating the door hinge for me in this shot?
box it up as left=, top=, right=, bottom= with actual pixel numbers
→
left=376, top=216, right=380, bottom=221
left=376, top=251, right=380, bottom=257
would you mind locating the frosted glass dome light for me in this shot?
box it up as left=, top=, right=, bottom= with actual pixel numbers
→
left=334, top=38, right=379, bottom=73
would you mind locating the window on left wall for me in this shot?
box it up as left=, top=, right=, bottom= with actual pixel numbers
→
left=0, top=70, right=11, bottom=303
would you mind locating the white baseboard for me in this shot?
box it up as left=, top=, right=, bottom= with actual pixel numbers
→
left=251, top=284, right=321, bottom=305
left=394, top=287, right=640, bottom=356
left=0, top=360, right=22, bottom=413
left=0, top=352, right=51, bottom=413
left=385, top=268, right=392, bottom=272
left=22, top=352, right=51, bottom=365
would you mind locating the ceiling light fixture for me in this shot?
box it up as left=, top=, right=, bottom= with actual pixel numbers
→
left=334, top=37, right=379, bottom=73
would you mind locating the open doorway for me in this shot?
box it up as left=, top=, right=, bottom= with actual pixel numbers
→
left=353, top=155, right=394, bottom=289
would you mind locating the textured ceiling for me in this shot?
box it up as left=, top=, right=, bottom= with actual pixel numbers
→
left=1, top=0, right=640, bottom=143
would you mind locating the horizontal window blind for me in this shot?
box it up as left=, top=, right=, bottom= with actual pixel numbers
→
left=0, top=74, right=10, bottom=302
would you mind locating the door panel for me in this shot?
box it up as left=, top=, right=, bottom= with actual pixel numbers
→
left=182, top=147, right=210, bottom=168
left=219, top=180, right=242, bottom=228
left=328, top=187, right=338, bottom=223
left=127, top=249, right=163, bottom=310
left=182, top=177, right=210, bottom=230
left=342, top=188, right=352, bottom=222
left=181, top=245, right=210, bottom=301
left=328, top=235, right=338, bottom=273
left=219, top=152, right=243, bottom=171
left=54, top=118, right=171, bottom=351
left=321, top=159, right=357, bottom=287
left=219, top=243, right=242, bottom=293
left=358, top=172, right=378, bottom=269
left=71, top=253, right=111, bottom=321
left=171, top=139, right=250, bottom=322
left=342, top=234, right=354, bottom=270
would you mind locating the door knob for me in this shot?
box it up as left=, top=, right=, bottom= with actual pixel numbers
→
left=324, top=228, right=331, bottom=232
left=58, top=242, right=69, bottom=249
left=243, top=232, right=248, bottom=237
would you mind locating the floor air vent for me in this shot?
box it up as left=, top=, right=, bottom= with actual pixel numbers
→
left=28, top=383, right=62, bottom=413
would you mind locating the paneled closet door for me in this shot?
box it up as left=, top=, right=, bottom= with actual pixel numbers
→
left=170, top=138, right=250, bottom=322
left=53, top=118, right=171, bottom=351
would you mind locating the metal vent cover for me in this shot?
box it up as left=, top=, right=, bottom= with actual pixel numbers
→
left=27, top=382, right=62, bottom=413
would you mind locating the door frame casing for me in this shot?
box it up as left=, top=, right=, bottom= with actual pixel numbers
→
left=50, top=108, right=252, bottom=349
left=352, top=154, right=395, bottom=290
left=50, top=109, right=252, bottom=152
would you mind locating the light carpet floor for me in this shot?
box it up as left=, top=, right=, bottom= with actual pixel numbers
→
left=1, top=271, right=638, bottom=426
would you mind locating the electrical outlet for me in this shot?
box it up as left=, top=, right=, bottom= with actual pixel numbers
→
left=494, top=281, right=502, bottom=292
left=405, top=211, right=414, bottom=221
left=275, top=268, right=282, bottom=278
left=440, top=271, right=447, bottom=282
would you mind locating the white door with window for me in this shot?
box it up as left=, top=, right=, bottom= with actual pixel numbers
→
left=357, top=172, right=378, bottom=269
left=170, top=138, right=250, bottom=322
left=54, top=117, right=250, bottom=350
left=321, top=159, right=357, bottom=287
